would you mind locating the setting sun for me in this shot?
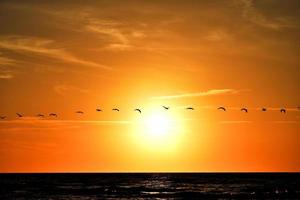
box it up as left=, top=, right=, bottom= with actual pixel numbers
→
left=132, top=107, right=184, bottom=153
left=144, top=113, right=172, bottom=137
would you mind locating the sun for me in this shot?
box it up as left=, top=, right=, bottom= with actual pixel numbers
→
left=144, top=114, right=172, bottom=138
left=132, top=107, right=184, bottom=153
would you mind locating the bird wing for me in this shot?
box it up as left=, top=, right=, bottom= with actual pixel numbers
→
left=241, top=108, right=248, bottom=112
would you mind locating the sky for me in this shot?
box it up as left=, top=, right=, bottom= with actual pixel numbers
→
left=0, top=0, right=299, bottom=172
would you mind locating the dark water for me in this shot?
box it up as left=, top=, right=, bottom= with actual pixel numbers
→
left=1, top=173, right=300, bottom=199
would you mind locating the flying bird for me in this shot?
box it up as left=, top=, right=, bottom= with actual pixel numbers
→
left=134, top=109, right=142, bottom=114
left=16, top=113, right=23, bottom=118
left=0, top=116, right=6, bottom=119
left=280, top=108, right=286, bottom=114
left=297, top=106, right=300, bottom=110
left=49, top=113, right=58, bottom=117
left=96, top=108, right=102, bottom=112
left=162, top=106, right=169, bottom=110
left=262, top=108, right=267, bottom=112
left=76, top=111, right=84, bottom=114
left=241, top=108, right=248, bottom=113
left=186, top=107, right=194, bottom=110
left=218, top=107, right=226, bottom=111
left=37, top=114, right=45, bottom=117
left=112, top=108, right=120, bottom=112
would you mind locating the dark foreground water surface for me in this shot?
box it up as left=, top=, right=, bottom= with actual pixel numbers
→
left=0, top=173, right=300, bottom=199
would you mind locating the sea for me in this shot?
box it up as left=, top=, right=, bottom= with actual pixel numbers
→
left=0, top=173, right=299, bottom=199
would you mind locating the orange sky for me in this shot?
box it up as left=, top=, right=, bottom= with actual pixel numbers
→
left=0, top=0, right=299, bottom=172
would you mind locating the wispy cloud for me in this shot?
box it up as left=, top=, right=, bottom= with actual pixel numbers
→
left=0, top=54, right=15, bottom=79
left=86, top=20, right=129, bottom=45
left=0, top=73, right=14, bottom=79
left=85, top=18, right=146, bottom=51
left=236, top=0, right=295, bottom=30
left=0, top=119, right=132, bottom=125
left=271, top=121, right=299, bottom=124
left=0, top=119, right=132, bottom=133
left=0, top=55, right=15, bottom=66
left=0, top=35, right=112, bottom=70
left=151, top=89, right=246, bottom=100
left=53, top=84, right=90, bottom=96
left=204, top=30, right=229, bottom=42
left=0, top=139, right=57, bottom=151
left=219, top=120, right=253, bottom=124
left=0, top=126, right=81, bottom=132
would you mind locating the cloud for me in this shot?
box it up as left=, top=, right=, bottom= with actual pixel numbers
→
left=85, top=18, right=146, bottom=51
left=53, top=84, right=90, bottom=96
left=0, top=56, right=15, bottom=79
left=204, top=30, right=229, bottom=42
left=0, top=73, right=14, bottom=79
left=86, top=20, right=129, bottom=44
left=0, top=126, right=80, bottom=132
left=0, top=118, right=132, bottom=125
left=5, top=6, right=139, bottom=51
left=151, top=89, right=245, bottom=100
left=271, top=121, right=299, bottom=124
left=0, top=139, right=57, bottom=152
left=0, top=119, right=132, bottom=132
left=219, top=121, right=253, bottom=124
left=0, top=35, right=112, bottom=70
left=236, top=0, right=295, bottom=30
left=0, top=56, right=16, bottom=66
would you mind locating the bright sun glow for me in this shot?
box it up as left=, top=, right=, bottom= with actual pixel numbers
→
left=144, top=114, right=173, bottom=138
left=132, top=107, right=184, bottom=153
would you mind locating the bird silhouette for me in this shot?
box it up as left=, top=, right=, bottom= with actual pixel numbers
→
left=0, top=116, right=6, bottom=119
left=76, top=111, right=84, bottom=114
left=186, top=107, right=194, bottom=110
left=37, top=114, right=45, bottom=117
left=298, top=106, right=300, bottom=110
left=49, top=113, right=58, bottom=117
left=262, top=108, right=267, bottom=112
left=16, top=113, right=23, bottom=118
left=96, top=108, right=102, bottom=112
left=162, top=106, right=169, bottom=110
left=280, top=108, right=286, bottom=114
left=112, top=108, right=120, bottom=112
left=218, top=107, right=226, bottom=111
left=241, top=108, right=248, bottom=113
left=134, top=109, right=142, bottom=114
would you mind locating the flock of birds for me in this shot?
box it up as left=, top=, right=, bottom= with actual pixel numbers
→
left=0, top=106, right=299, bottom=120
